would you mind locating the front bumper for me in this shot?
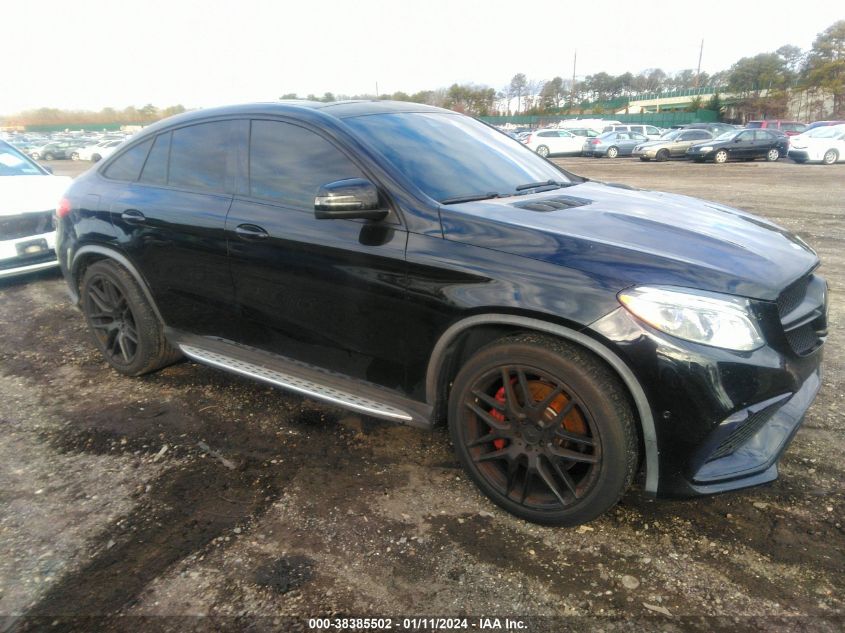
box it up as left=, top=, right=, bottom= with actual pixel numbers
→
left=590, top=285, right=826, bottom=498
left=0, top=229, right=58, bottom=279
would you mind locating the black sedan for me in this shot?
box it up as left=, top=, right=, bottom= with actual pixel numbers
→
left=686, top=129, right=789, bottom=163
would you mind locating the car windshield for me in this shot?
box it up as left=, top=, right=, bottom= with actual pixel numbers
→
left=714, top=131, right=740, bottom=141
left=343, top=112, right=573, bottom=203
left=0, top=143, right=45, bottom=176
left=660, top=130, right=683, bottom=140
left=808, top=126, right=845, bottom=138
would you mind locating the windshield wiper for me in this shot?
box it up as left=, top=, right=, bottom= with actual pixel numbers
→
left=514, top=179, right=573, bottom=192
left=440, top=192, right=503, bottom=205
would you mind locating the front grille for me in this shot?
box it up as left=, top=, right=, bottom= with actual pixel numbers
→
left=776, top=274, right=827, bottom=356
left=708, top=399, right=784, bottom=461
left=0, top=211, right=54, bottom=240
left=777, top=276, right=810, bottom=317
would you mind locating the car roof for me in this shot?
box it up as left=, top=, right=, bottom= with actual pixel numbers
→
left=129, top=100, right=454, bottom=141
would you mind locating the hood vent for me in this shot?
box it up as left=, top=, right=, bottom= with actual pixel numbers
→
left=512, top=195, right=592, bottom=212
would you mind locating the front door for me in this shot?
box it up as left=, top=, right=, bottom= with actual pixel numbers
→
left=226, top=119, right=409, bottom=390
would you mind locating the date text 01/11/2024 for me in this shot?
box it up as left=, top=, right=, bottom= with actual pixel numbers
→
left=306, top=617, right=527, bottom=630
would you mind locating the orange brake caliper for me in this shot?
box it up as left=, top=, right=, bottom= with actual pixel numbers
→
left=489, top=385, right=508, bottom=450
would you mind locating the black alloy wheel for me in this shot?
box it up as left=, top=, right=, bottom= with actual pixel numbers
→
left=84, top=273, right=140, bottom=367
left=449, top=334, right=637, bottom=525
left=81, top=260, right=181, bottom=376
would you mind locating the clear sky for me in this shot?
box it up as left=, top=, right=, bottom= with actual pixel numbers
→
left=3, top=0, right=843, bottom=113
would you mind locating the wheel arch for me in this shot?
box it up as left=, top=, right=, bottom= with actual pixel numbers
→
left=425, top=313, right=659, bottom=495
left=71, top=244, right=165, bottom=323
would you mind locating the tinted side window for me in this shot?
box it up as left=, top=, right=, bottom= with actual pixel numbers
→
left=249, top=120, right=364, bottom=210
left=140, top=132, right=171, bottom=185
left=168, top=121, right=231, bottom=193
left=630, top=126, right=644, bottom=134
left=103, top=139, right=152, bottom=182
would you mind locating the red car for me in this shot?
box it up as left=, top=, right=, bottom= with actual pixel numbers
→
left=746, top=120, right=807, bottom=136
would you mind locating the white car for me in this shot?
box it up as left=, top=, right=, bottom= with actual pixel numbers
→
left=77, top=139, right=124, bottom=162
left=523, top=128, right=584, bottom=157
left=0, top=141, right=71, bottom=278
left=601, top=124, right=663, bottom=141
left=788, top=124, right=845, bottom=164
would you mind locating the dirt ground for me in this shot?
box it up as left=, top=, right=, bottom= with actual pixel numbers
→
left=0, top=158, right=843, bottom=632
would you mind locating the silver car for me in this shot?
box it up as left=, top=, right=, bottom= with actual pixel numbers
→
left=632, top=129, right=714, bottom=161
left=582, top=131, right=648, bottom=158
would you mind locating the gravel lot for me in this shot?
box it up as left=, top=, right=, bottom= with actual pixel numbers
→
left=1, top=157, right=843, bottom=632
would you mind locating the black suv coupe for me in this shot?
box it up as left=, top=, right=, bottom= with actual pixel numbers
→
left=57, top=102, right=827, bottom=526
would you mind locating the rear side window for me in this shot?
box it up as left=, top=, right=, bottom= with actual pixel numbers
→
left=140, top=132, right=171, bottom=185
left=103, top=139, right=152, bottom=182
left=168, top=121, right=231, bottom=193
left=630, top=126, right=644, bottom=134
left=248, top=120, right=364, bottom=210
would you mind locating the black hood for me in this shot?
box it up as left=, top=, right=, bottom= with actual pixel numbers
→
left=439, top=182, right=818, bottom=301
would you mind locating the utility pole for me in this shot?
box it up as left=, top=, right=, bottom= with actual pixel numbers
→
left=570, top=50, right=577, bottom=112
left=694, top=40, right=704, bottom=87
left=375, top=82, right=379, bottom=97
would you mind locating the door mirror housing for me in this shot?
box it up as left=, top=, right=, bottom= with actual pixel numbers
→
left=314, top=178, right=388, bottom=221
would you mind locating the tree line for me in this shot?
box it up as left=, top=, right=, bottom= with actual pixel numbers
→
left=3, top=20, right=842, bottom=126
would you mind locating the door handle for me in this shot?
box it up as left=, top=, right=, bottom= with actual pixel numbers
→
left=235, top=223, right=269, bottom=240
left=121, top=209, right=145, bottom=224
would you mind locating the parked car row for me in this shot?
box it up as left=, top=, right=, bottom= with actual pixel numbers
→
left=1, top=130, right=133, bottom=163
left=508, top=119, right=843, bottom=165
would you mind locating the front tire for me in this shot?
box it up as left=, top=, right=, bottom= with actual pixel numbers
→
left=71, top=152, right=80, bottom=161
left=606, top=146, right=619, bottom=159
left=766, top=148, right=780, bottom=162
left=823, top=149, right=839, bottom=165
left=536, top=145, right=550, bottom=158
left=714, top=149, right=728, bottom=164
left=655, top=149, right=669, bottom=162
left=91, top=154, right=101, bottom=163
left=448, top=334, right=638, bottom=526
left=81, top=260, right=181, bottom=376
left=31, top=152, right=41, bottom=160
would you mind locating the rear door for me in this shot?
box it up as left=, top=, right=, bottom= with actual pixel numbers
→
left=225, top=118, right=409, bottom=389
left=107, top=121, right=238, bottom=337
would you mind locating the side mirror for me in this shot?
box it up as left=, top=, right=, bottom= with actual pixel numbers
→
left=314, top=178, right=388, bottom=221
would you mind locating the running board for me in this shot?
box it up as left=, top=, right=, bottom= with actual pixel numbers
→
left=172, top=334, right=432, bottom=428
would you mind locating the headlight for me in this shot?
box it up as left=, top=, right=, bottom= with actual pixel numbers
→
left=697, top=146, right=713, bottom=153
left=618, top=286, right=764, bottom=351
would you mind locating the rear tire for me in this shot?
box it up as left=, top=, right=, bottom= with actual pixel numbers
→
left=71, top=152, right=80, bottom=161
left=448, top=333, right=638, bottom=526
left=44, top=152, right=54, bottom=161
left=536, top=145, right=550, bottom=158
left=823, top=149, right=839, bottom=165
left=606, top=146, right=619, bottom=159
left=766, top=148, right=780, bottom=162
left=81, top=260, right=181, bottom=376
